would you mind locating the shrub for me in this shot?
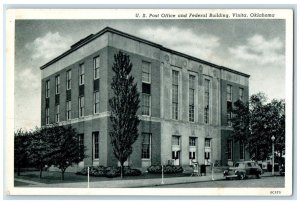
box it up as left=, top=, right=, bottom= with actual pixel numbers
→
left=76, top=165, right=142, bottom=177
left=147, top=165, right=183, bottom=174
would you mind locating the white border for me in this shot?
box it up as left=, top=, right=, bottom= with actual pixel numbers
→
left=5, top=8, right=294, bottom=196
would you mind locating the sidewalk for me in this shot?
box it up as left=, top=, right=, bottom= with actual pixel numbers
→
left=15, top=171, right=277, bottom=188
left=16, top=172, right=225, bottom=188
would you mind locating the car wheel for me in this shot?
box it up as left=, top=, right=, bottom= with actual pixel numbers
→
left=256, top=173, right=261, bottom=179
left=238, top=173, right=245, bottom=180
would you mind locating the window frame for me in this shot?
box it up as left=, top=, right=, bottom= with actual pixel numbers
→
left=93, top=91, right=100, bottom=114
left=93, top=56, right=100, bottom=80
left=66, top=69, right=72, bottom=90
left=142, top=61, right=151, bottom=83
left=171, top=69, right=180, bottom=120
left=93, top=132, right=99, bottom=160
left=141, top=133, right=151, bottom=160
left=205, top=138, right=211, bottom=147
left=79, top=96, right=84, bottom=117
left=66, top=100, right=71, bottom=120
left=45, top=107, right=50, bottom=125
left=55, top=104, right=60, bottom=123
left=204, top=78, right=210, bottom=124
left=189, top=137, right=197, bottom=146
left=55, top=75, right=60, bottom=94
left=227, top=140, right=233, bottom=160
left=45, top=80, right=50, bottom=98
left=188, top=74, right=196, bottom=122
left=79, top=63, right=85, bottom=85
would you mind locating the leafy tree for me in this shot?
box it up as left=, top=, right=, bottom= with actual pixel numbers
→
left=14, top=129, right=31, bottom=176
left=109, top=51, right=140, bottom=178
left=231, top=93, right=285, bottom=162
left=27, top=127, right=52, bottom=178
left=49, top=125, right=85, bottom=180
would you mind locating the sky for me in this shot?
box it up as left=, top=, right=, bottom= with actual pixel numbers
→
left=14, top=19, right=286, bottom=131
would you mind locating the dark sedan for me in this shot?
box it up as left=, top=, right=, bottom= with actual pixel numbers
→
left=224, top=161, right=263, bottom=180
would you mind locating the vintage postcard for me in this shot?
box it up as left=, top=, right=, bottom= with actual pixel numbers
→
left=5, top=8, right=293, bottom=196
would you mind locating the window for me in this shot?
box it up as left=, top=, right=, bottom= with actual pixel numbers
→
left=66, top=70, right=72, bottom=90
left=45, top=107, right=49, bottom=124
left=189, top=152, right=196, bottom=160
left=142, top=62, right=151, bottom=116
left=142, top=61, right=151, bottom=83
left=205, top=138, right=211, bottom=147
left=55, top=105, right=60, bottom=123
left=45, top=80, right=50, bottom=98
left=205, top=152, right=210, bottom=160
left=79, top=96, right=84, bottom=117
left=141, top=133, right=151, bottom=159
left=79, top=63, right=85, bottom=85
left=227, top=85, right=232, bottom=126
left=189, top=75, right=195, bottom=122
left=189, top=137, right=196, bottom=146
left=94, top=91, right=100, bottom=114
left=240, top=141, right=245, bottom=160
left=78, top=134, right=84, bottom=158
left=227, top=85, right=232, bottom=101
left=93, top=56, right=100, bottom=79
left=66, top=101, right=71, bottom=120
left=227, top=140, right=233, bottom=160
left=142, top=93, right=151, bottom=115
left=239, top=88, right=244, bottom=101
left=172, top=70, right=179, bottom=120
left=93, top=132, right=99, bottom=159
left=204, top=79, right=210, bottom=124
left=55, top=75, right=60, bottom=94
left=172, top=135, right=180, bottom=145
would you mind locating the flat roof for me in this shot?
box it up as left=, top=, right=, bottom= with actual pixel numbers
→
left=40, top=27, right=250, bottom=78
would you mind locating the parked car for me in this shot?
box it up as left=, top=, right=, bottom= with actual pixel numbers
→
left=223, top=161, right=263, bottom=180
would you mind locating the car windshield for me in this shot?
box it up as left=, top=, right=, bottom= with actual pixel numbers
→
left=234, top=163, right=245, bottom=168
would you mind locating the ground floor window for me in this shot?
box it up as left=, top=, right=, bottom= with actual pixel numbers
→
left=141, top=133, right=151, bottom=159
left=93, top=132, right=99, bottom=160
left=78, top=134, right=84, bottom=160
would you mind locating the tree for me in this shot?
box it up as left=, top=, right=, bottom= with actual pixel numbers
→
left=109, top=51, right=140, bottom=178
left=27, top=127, right=52, bottom=179
left=14, top=129, right=31, bottom=176
left=49, top=125, right=84, bottom=180
left=231, top=93, right=285, bottom=162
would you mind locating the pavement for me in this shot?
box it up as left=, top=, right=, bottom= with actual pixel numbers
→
left=14, top=170, right=276, bottom=188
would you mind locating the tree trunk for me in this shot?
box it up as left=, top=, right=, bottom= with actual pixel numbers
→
left=39, top=168, right=43, bottom=179
left=120, top=164, right=123, bottom=179
left=61, top=169, right=65, bottom=180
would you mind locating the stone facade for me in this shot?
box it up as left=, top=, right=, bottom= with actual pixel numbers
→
left=41, top=27, right=250, bottom=170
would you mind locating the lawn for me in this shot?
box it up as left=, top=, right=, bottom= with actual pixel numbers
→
left=14, top=170, right=193, bottom=186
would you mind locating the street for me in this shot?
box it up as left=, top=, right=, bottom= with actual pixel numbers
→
left=146, top=176, right=285, bottom=188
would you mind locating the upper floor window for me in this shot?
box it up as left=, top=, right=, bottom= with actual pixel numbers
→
left=172, top=135, right=180, bottom=146
left=45, top=80, right=50, bottom=98
left=93, top=56, right=100, bottom=79
left=205, top=138, right=211, bottom=147
left=226, top=84, right=232, bottom=102
left=172, top=70, right=179, bottom=120
left=66, top=101, right=71, bottom=120
left=204, top=79, right=210, bottom=124
left=79, top=63, right=85, bottom=85
left=55, top=75, right=60, bottom=94
left=94, top=91, right=100, bottom=114
left=239, top=88, right=244, bottom=101
left=66, top=70, right=72, bottom=90
left=79, top=96, right=84, bottom=117
left=227, top=139, right=233, bottom=160
left=189, top=137, right=196, bottom=146
left=189, top=75, right=195, bottom=122
left=142, top=61, right=151, bottom=83
left=45, top=107, right=50, bottom=125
